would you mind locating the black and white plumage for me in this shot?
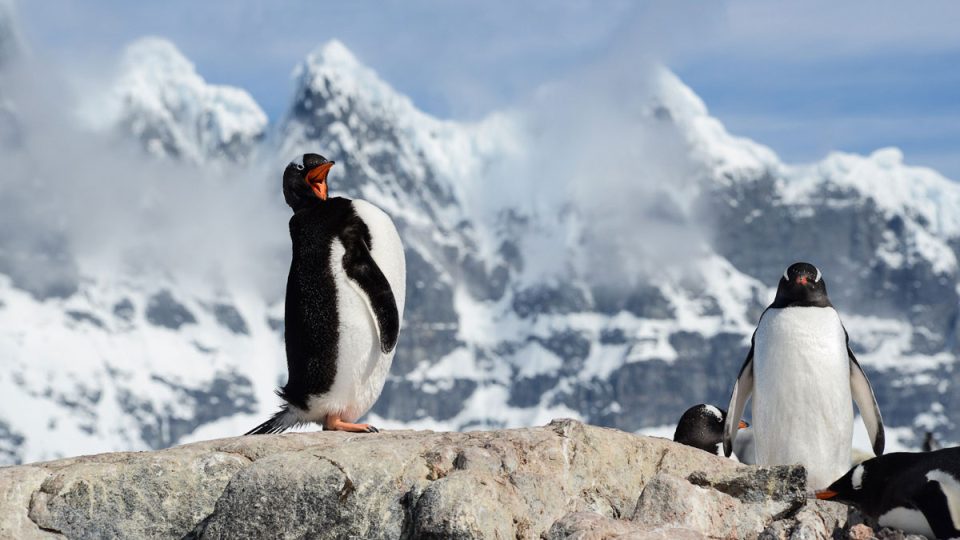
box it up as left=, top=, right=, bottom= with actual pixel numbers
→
left=817, top=447, right=960, bottom=539
left=722, top=262, right=885, bottom=488
left=674, top=404, right=749, bottom=457
left=246, top=153, right=406, bottom=435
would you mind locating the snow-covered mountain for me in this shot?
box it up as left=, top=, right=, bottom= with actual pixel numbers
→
left=0, top=30, right=956, bottom=466
left=95, top=37, right=267, bottom=164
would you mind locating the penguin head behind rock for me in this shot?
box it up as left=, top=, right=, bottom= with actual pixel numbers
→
left=773, top=262, right=830, bottom=308
left=674, top=404, right=748, bottom=455
left=283, top=153, right=335, bottom=210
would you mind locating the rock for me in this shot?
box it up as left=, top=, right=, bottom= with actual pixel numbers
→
left=0, top=420, right=916, bottom=539
left=547, top=511, right=708, bottom=539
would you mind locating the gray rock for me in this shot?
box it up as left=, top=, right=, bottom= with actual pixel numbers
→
left=0, top=420, right=923, bottom=540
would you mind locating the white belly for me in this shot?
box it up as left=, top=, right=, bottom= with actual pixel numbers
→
left=752, top=306, right=853, bottom=489
left=305, top=200, right=406, bottom=423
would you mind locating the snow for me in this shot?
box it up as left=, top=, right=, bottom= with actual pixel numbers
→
left=1, top=37, right=957, bottom=465
left=90, top=37, right=267, bottom=163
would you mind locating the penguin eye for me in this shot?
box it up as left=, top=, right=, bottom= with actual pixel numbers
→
left=296, top=163, right=305, bottom=171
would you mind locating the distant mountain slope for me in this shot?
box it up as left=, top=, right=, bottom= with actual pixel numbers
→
left=0, top=33, right=956, bottom=466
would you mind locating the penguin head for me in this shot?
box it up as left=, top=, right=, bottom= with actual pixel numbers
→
left=673, top=404, right=748, bottom=455
left=815, top=460, right=886, bottom=512
left=282, top=153, right=335, bottom=210
left=772, top=262, right=830, bottom=308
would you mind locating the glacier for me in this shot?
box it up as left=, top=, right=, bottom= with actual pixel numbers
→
left=0, top=26, right=956, bottom=466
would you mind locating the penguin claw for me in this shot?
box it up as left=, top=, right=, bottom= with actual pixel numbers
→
left=366, top=425, right=380, bottom=433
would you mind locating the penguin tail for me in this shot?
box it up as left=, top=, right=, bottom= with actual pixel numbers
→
left=244, top=405, right=299, bottom=435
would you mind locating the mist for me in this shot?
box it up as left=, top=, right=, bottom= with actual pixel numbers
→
left=0, top=52, right=291, bottom=302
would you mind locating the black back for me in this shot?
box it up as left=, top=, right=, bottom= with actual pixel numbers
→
left=279, top=197, right=355, bottom=409
left=674, top=404, right=727, bottom=455
left=822, top=447, right=960, bottom=538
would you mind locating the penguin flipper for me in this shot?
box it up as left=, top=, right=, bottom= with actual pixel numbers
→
left=339, top=213, right=400, bottom=354
left=847, top=345, right=885, bottom=456
left=914, top=474, right=960, bottom=539
left=723, top=338, right=755, bottom=457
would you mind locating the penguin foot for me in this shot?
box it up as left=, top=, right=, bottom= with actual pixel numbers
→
left=323, top=415, right=381, bottom=433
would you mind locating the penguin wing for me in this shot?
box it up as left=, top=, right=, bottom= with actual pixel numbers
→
left=912, top=474, right=960, bottom=539
left=847, top=340, right=885, bottom=456
left=723, top=335, right=755, bottom=458
left=338, top=212, right=400, bottom=354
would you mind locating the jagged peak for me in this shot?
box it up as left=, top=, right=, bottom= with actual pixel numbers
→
left=120, top=37, right=196, bottom=78
left=105, top=36, right=267, bottom=163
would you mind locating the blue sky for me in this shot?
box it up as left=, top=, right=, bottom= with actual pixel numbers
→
left=15, top=1, right=960, bottom=178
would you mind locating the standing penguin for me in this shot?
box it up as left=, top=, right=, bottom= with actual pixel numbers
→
left=722, top=262, right=885, bottom=488
left=816, top=447, right=960, bottom=539
left=246, top=153, right=406, bottom=434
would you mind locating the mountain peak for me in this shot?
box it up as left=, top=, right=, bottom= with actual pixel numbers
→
left=106, top=37, right=267, bottom=163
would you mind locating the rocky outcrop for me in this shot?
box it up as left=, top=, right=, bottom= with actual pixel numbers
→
left=0, top=420, right=899, bottom=539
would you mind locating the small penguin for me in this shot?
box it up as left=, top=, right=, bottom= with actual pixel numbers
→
left=723, top=262, right=885, bottom=489
left=924, top=431, right=942, bottom=453
left=674, top=404, right=748, bottom=456
left=816, top=447, right=960, bottom=539
left=246, top=153, right=406, bottom=434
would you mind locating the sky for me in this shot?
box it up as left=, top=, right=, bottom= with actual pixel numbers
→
left=13, top=0, right=960, bottom=178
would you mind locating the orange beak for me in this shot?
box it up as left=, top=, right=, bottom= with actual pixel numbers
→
left=814, top=490, right=837, bottom=500
left=305, top=161, right=334, bottom=201
left=796, top=276, right=808, bottom=285
left=738, top=420, right=749, bottom=429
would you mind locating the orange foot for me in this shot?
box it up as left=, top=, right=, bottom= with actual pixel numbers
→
left=323, top=414, right=380, bottom=433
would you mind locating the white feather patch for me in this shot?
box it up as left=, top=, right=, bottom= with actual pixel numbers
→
left=704, top=405, right=723, bottom=420
left=814, top=266, right=822, bottom=282
left=878, top=507, right=934, bottom=538
left=783, top=267, right=790, bottom=281
left=851, top=464, right=865, bottom=490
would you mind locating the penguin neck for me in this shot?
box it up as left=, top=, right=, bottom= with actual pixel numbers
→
left=769, top=291, right=832, bottom=309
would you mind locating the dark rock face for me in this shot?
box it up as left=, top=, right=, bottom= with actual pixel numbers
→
left=210, top=303, right=249, bottom=335
left=145, top=290, right=196, bottom=330
left=0, top=420, right=24, bottom=465
left=117, top=371, right=256, bottom=449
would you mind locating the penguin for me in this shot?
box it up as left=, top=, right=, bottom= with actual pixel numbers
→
left=925, top=431, right=943, bottom=452
left=816, top=447, right=960, bottom=539
left=246, top=153, right=406, bottom=434
left=722, top=262, right=885, bottom=489
left=673, top=404, right=748, bottom=457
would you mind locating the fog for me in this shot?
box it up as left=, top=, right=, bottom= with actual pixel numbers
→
left=0, top=52, right=291, bottom=301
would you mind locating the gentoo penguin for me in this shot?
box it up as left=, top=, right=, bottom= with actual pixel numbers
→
left=722, top=262, right=885, bottom=488
left=246, top=153, right=406, bottom=434
left=816, top=447, right=960, bottom=539
left=925, top=431, right=943, bottom=452
left=673, top=404, right=748, bottom=456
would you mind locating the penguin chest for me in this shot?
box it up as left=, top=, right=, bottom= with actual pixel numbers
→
left=305, top=239, right=394, bottom=422
left=752, top=307, right=853, bottom=487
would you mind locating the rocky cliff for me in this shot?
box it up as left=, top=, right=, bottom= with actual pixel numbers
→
left=0, top=420, right=923, bottom=540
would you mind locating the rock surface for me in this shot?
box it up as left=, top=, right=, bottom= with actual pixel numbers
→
left=0, top=420, right=912, bottom=539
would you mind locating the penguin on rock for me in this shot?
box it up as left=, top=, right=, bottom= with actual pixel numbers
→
left=246, top=153, right=406, bottom=434
left=673, top=404, right=748, bottom=457
left=722, top=262, right=885, bottom=488
left=816, top=447, right=960, bottom=539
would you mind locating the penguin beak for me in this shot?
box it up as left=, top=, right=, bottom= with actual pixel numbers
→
left=738, top=420, right=749, bottom=429
left=305, top=161, right=335, bottom=201
left=796, top=276, right=808, bottom=285
left=814, top=490, right=838, bottom=500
